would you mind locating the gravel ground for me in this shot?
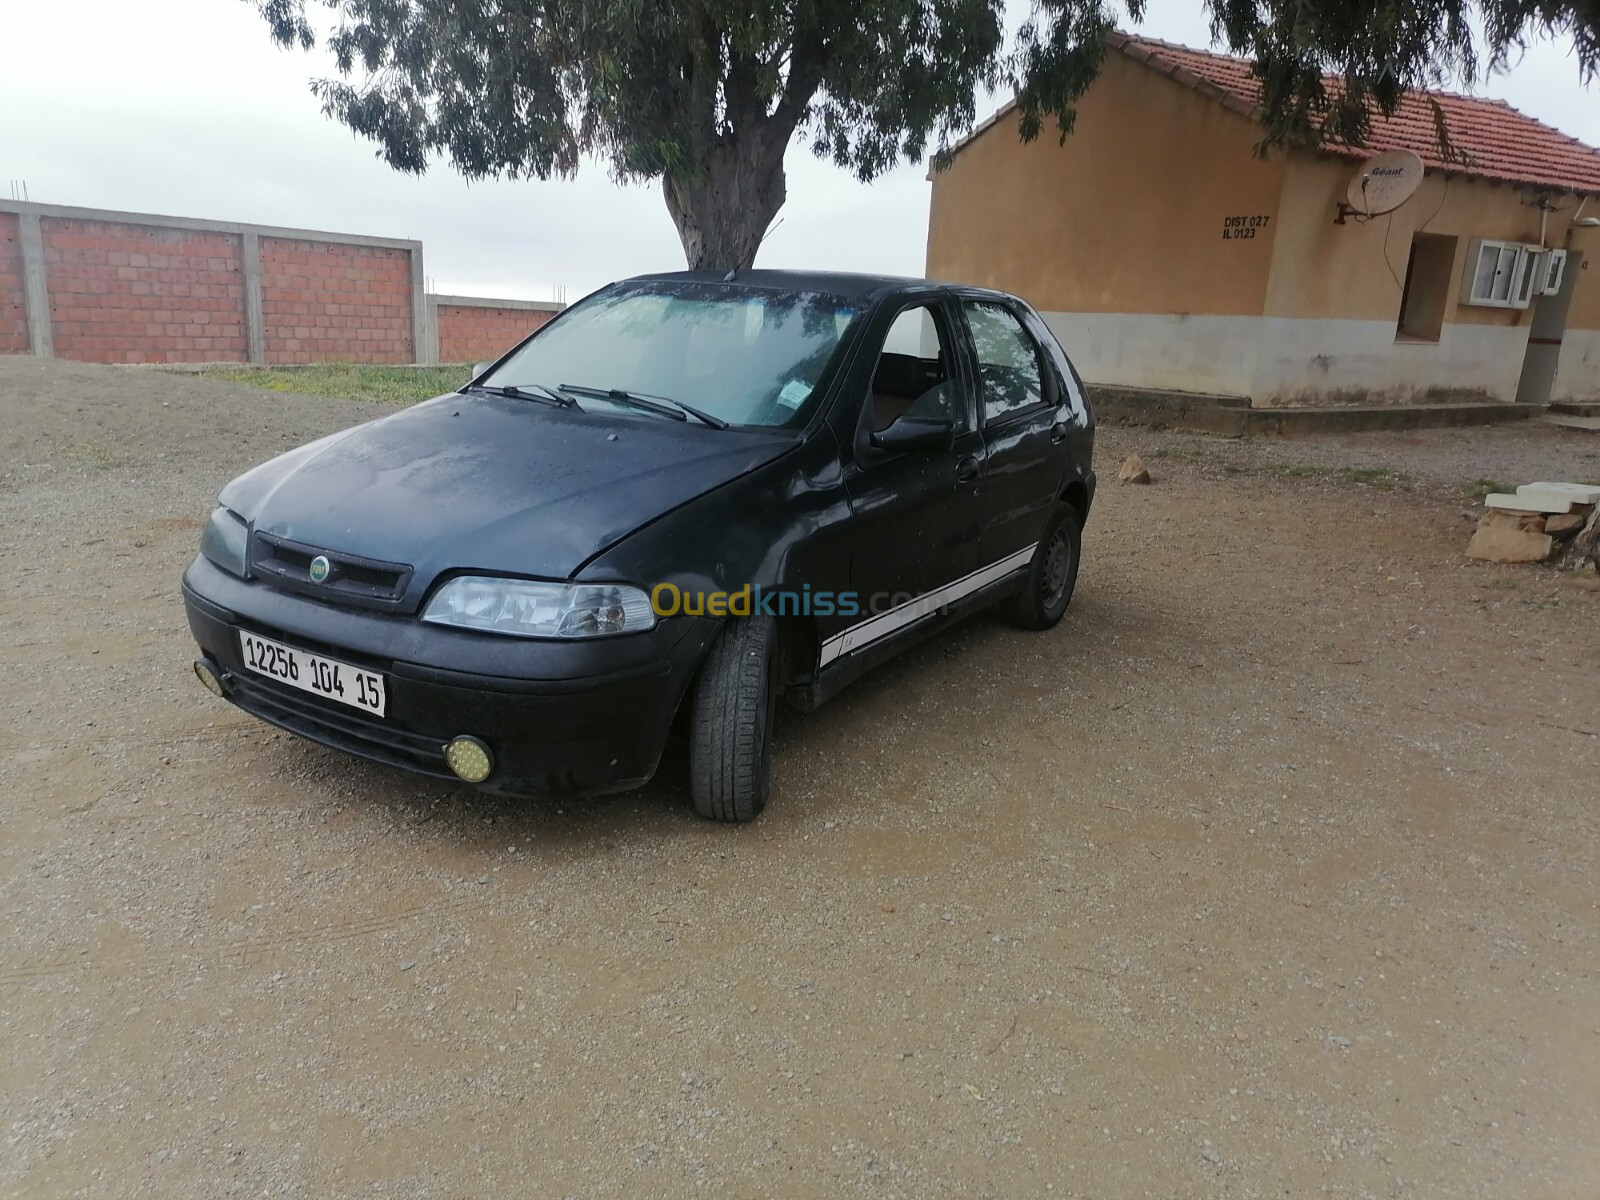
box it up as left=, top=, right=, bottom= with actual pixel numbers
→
left=2, top=356, right=1598, bottom=1199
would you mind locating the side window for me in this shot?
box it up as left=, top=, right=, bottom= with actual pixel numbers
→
left=868, top=305, right=968, bottom=434
left=962, top=301, right=1049, bottom=424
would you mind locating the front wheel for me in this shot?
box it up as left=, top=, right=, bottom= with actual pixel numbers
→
left=687, top=616, right=777, bottom=822
left=1000, top=502, right=1082, bottom=631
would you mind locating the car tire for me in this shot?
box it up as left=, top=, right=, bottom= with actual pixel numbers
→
left=1000, top=502, right=1082, bottom=631
left=688, top=615, right=778, bottom=823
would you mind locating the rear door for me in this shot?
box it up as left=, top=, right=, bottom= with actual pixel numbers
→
left=955, top=297, right=1071, bottom=570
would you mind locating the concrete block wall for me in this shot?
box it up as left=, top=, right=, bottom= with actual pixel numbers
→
left=0, top=213, right=28, bottom=354
left=43, top=217, right=249, bottom=363
left=0, top=200, right=431, bottom=366
left=431, top=294, right=563, bottom=364
left=259, top=237, right=417, bottom=363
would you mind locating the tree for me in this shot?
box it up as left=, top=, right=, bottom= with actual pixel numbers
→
left=251, top=0, right=1599, bottom=271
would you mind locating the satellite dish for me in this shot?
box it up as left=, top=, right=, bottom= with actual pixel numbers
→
left=1346, top=149, right=1425, bottom=216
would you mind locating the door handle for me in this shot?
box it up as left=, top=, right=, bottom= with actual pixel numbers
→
left=1050, top=422, right=1069, bottom=444
left=955, top=456, right=980, bottom=482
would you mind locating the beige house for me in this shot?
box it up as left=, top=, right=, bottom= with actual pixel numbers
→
left=927, top=34, right=1600, bottom=407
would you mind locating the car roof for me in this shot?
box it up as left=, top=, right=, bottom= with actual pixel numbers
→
left=626, top=268, right=1015, bottom=304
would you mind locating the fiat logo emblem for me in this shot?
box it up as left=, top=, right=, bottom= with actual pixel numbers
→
left=308, top=555, right=332, bottom=584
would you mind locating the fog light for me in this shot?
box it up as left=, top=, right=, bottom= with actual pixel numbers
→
left=193, top=659, right=228, bottom=698
left=443, top=735, right=494, bottom=783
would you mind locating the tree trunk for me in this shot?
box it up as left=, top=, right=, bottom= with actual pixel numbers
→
left=1558, top=502, right=1600, bottom=571
left=662, top=126, right=789, bottom=271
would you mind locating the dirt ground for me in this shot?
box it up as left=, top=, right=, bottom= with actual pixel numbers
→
left=2, top=355, right=1598, bottom=1199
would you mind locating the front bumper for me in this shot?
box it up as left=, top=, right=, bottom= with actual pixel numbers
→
left=182, top=556, right=717, bottom=796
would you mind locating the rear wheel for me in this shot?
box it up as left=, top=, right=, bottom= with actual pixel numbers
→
left=687, top=616, right=777, bottom=822
left=1000, top=502, right=1082, bottom=631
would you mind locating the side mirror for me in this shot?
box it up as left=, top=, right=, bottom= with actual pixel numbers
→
left=870, top=415, right=955, bottom=454
left=470, top=362, right=492, bottom=381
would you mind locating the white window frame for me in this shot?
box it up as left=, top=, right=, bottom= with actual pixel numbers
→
left=1462, top=239, right=1541, bottom=310
left=1538, top=248, right=1569, bottom=296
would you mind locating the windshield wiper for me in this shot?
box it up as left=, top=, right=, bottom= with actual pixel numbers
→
left=467, top=382, right=578, bottom=410
left=557, top=383, right=729, bottom=430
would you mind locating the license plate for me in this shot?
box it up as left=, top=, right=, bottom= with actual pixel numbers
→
left=239, top=631, right=386, bottom=717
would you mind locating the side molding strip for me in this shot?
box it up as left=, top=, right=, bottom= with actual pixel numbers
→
left=817, top=543, right=1038, bottom=668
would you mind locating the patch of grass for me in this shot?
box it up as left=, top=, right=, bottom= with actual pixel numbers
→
left=1219, top=460, right=1399, bottom=488
left=175, top=363, right=472, bottom=405
left=62, top=439, right=117, bottom=467
left=1460, top=477, right=1510, bottom=502
left=1150, top=446, right=1209, bottom=461
left=1220, top=461, right=1329, bottom=479
left=1483, top=576, right=1521, bottom=591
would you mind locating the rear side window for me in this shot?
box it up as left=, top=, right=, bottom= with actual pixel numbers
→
left=961, top=301, right=1049, bottom=424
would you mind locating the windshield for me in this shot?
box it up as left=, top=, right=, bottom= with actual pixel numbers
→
left=480, top=281, right=863, bottom=429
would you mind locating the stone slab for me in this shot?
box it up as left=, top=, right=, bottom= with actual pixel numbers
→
left=1521, top=482, right=1600, bottom=503
left=1486, top=492, right=1572, bottom=514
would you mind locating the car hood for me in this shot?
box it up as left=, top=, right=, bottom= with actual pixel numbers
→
left=219, top=392, right=795, bottom=599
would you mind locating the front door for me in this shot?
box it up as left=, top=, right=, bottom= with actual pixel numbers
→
left=826, top=300, right=983, bottom=665
left=1516, top=250, right=1580, bottom=405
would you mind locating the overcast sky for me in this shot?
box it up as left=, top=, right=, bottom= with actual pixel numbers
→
left=3, top=1, right=1596, bottom=302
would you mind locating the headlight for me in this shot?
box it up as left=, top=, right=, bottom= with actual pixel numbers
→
left=421, top=577, right=656, bottom=639
left=199, top=507, right=249, bottom=577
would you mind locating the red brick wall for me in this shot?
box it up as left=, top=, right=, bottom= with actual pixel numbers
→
left=0, top=214, right=25, bottom=354
left=42, top=218, right=248, bottom=363
left=259, top=238, right=414, bottom=364
left=436, top=303, right=556, bottom=363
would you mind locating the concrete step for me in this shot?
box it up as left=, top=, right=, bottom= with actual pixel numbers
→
left=1093, top=392, right=1538, bottom=435
left=1548, top=401, right=1600, bottom=417
left=1542, top=414, right=1600, bottom=432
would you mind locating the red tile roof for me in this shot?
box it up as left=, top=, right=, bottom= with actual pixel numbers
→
left=1110, top=33, right=1600, bottom=194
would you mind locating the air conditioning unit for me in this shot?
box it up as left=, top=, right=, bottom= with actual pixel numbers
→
left=1537, top=248, right=1569, bottom=296
left=1462, top=239, right=1542, bottom=309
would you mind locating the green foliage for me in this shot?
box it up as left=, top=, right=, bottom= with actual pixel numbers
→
left=1206, top=0, right=1598, bottom=156
left=176, top=363, right=469, bottom=404
left=1461, top=476, right=1510, bottom=500
left=248, top=0, right=1600, bottom=266
left=252, top=0, right=1004, bottom=191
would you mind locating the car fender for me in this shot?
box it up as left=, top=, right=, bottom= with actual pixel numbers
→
left=577, top=427, right=854, bottom=680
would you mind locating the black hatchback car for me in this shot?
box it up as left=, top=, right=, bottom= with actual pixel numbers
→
left=183, top=271, right=1095, bottom=821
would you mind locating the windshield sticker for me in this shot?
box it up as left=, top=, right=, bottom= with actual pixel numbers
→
left=776, top=379, right=812, bottom=409
left=743, top=300, right=765, bottom=340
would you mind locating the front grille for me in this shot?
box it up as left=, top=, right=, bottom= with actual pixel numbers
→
left=228, top=671, right=453, bottom=780
left=250, top=532, right=413, bottom=609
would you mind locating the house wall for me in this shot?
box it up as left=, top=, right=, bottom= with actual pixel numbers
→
left=1255, top=158, right=1595, bottom=404
left=926, top=52, right=1286, bottom=396
left=1550, top=227, right=1600, bottom=403
left=926, top=52, right=1600, bottom=406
